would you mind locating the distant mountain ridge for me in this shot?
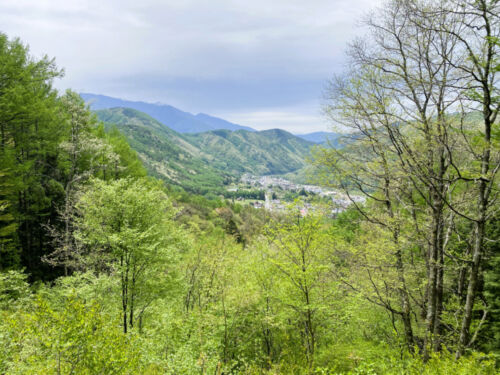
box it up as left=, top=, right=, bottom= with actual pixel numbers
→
left=81, top=93, right=255, bottom=133
left=295, top=131, right=342, bottom=145
left=82, top=93, right=338, bottom=141
left=95, top=107, right=315, bottom=192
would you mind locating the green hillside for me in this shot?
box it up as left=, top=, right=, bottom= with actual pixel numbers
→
left=184, top=128, right=313, bottom=176
left=95, top=108, right=315, bottom=192
left=96, top=108, right=230, bottom=193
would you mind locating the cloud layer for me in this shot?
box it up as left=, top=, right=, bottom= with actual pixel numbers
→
left=0, top=0, right=381, bottom=132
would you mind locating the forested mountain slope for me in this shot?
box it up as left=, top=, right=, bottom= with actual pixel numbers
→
left=96, top=107, right=230, bottom=193
left=95, top=107, right=315, bottom=191
left=183, top=128, right=314, bottom=175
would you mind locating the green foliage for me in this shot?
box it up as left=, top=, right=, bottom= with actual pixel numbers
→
left=222, top=189, right=265, bottom=200
left=0, top=33, right=63, bottom=277
left=0, top=36, right=149, bottom=279
left=75, top=178, right=187, bottom=333
left=335, top=350, right=497, bottom=375
left=482, top=215, right=500, bottom=354
left=183, top=128, right=314, bottom=176
left=258, top=212, right=336, bottom=369
left=100, top=126, right=147, bottom=179
left=0, top=270, right=31, bottom=309
left=1, top=294, right=141, bottom=374
left=0, top=170, right=18, bottom=269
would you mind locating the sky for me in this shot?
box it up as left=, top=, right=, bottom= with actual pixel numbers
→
left=0, top=0, right=382, bottom=133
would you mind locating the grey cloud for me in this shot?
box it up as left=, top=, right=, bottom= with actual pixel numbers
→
left=0, top=0, right=382, bottom=132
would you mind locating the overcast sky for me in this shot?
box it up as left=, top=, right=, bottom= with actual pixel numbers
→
left=0, top=0, right=382, bottom=133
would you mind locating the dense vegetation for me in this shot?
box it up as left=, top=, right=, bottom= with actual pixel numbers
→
left=0, top=0, right=499, bottom=373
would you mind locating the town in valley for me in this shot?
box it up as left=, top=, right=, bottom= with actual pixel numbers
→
left=226, top=174, right=365, bottom=215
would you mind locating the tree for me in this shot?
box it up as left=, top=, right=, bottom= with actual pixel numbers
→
left=0, top=169, right=18, bottom=269
left=0, top=33, right=64, bottom=278
left=482, top=213, right=500, bottom=353
left=316, top=0, right=499, bottom=357
left=263, top=212, right=331, bottom=369
left=43, top=92, right=146, bottom=275
left=74, top=178, right=186, bottom=333
left=429, top=0, right=500, bottom=356
left=2, top=294, right=141, bottom=374
left=42, top=91, right=99, bottom=275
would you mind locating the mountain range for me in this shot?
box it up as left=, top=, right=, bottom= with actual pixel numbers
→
left=81, top=93, right=255, bottom=133
left=95, top=107, right=315, bottom=193
left=81, top=93, right=339, bottom=143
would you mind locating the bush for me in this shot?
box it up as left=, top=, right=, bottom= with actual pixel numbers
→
left=1, top=294, right=141, bottom=374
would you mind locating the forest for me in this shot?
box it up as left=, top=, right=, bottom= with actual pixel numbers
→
left=0, top=0, right=499, bottom=374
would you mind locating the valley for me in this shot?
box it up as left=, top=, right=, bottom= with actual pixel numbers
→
left=90, top=98, right=369, bottom=218
left=94, top=105, right=318, bottom=194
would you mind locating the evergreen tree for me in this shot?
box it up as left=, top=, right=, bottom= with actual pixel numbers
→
left=0, top=33, right=63, bottom=278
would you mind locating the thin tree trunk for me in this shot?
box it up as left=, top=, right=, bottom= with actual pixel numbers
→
left=121, top=255, right=128, bottom=334
left=424, top=207, right=441, bottom=359
left=457, top=214, right=486, bottom=356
